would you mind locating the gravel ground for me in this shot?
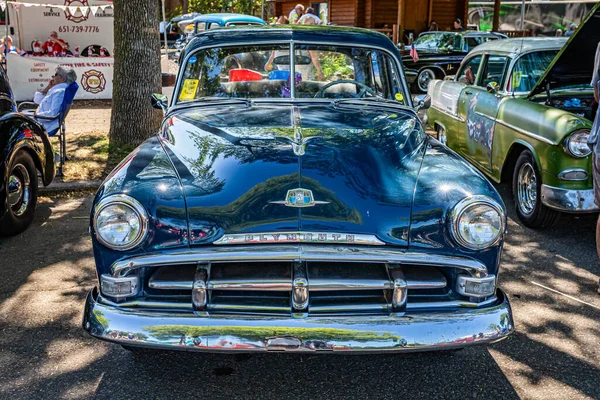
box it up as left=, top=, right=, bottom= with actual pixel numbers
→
left=0, top=183, right=598, bottom=399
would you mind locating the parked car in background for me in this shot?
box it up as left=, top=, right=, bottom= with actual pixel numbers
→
left=427, top=3, right=599, bottom=228
left=0, top=67, right=54, bottom=236
left=83, top=26, right=513, bottom=354
left=403, top=31, right=507, bottom=93
left=174, top=13, right=266, bottom=61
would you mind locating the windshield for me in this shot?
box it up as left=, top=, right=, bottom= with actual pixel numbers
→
left=176, top=43, right=407, bottom=104
left=413, top=33, right=460, bottom=52
left=508, top=50, right=559, bottom=93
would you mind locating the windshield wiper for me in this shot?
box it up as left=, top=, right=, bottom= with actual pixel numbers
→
left=178, top=97, right=254, bottom=107
left=332, top=97, right=406, bottom=108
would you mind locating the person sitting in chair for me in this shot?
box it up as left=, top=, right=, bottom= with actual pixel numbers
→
left=32, top=66, right=77, bottom=133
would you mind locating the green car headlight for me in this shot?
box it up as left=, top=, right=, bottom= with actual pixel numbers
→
left=450, top=196, right=505, bottom=250
left=93, top=195, right=149, bottom=251
left=564, top=129, right=591, bottom=158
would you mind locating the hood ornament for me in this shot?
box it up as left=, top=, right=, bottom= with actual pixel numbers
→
left=277, top=128, right=321, bottom=156
left=270, top=188, right=329, bottom=208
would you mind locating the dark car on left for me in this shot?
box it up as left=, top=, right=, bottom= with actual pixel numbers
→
left=0, top=67, right=54, bottom=235
left=403, top=31, right=507, bottom=93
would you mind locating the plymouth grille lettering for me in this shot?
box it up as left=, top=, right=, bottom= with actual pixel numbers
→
left=213, top=232, right=385, bottom=245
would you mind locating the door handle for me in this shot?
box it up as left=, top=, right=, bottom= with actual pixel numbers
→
left=464, top=90, right=473, bottom=95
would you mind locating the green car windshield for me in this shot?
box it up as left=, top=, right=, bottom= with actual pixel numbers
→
left=413, top=33, right=460, bottom=52
left=176, top=43, right=407, bottom=104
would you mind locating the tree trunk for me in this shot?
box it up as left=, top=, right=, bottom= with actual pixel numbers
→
left=182, top=0, right=189, bottom=14
left=110, top=0, right=163, bottom=147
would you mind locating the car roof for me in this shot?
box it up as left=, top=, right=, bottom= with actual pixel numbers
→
left=184, top=25, right=399, bottom=56
left=191, top=13, right=265, bottom=24
left=468, top=37, right=567, bottom=56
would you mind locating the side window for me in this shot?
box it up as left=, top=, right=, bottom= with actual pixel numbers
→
left=457, top=55, right=482, bottom=85
left=196, top=22, right=206, bottom=32
left=208, top=22, right=220, bottom=29
left=464, top=37, right=480, bottom=52
left=480, top=55, right=509, bottom=88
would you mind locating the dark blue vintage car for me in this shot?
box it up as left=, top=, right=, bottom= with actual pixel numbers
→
left=0, top=67, right=54, bottom=236
left=83, top=26, right=514, bottom=353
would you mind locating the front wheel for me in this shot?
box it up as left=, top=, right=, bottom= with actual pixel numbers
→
left=512, top=150, right=560, bottom=228
left=0, top=151, right=39, bottom=236
left=416, top=68, right=437, bottom=93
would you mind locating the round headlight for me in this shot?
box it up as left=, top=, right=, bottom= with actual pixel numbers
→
left=564, top=130, right=591, bottom=158
left=450, top=196, right=505, bottom=250
left=94, top=195, right=148, bottom=250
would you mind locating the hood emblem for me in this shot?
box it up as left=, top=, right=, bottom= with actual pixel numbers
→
left=270, top=188, right=329, bottom=208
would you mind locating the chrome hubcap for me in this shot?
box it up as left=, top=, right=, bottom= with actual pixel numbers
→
left=418, top=71, right=434, bottom=92
left=7, top=164, right=31, bottom=216
left=517, top=162, right=537, bottom=216
left=437, top=127, right=447, bottom=145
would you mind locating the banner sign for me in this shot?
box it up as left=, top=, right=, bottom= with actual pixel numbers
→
left=7, top=53, right=113, bottom=101
left=7, top=0, right=114, bottom=53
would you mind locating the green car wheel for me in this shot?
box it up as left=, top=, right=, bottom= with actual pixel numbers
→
left=512, top=150, right=560, bottom=228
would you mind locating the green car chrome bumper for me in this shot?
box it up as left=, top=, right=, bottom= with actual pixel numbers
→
left=541, top=185, right=599, bottom=213
left=83, top=288, right=514, bottom=353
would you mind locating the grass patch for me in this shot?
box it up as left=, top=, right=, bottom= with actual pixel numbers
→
left=55, top=131, right=134, bottom=182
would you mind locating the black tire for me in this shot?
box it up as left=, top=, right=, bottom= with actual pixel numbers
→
left=0, top=151, right=39, bottom=236
left=512, top=150, right=560, bottom=228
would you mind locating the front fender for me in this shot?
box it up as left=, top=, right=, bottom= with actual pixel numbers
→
left=0, top=113, right=55, bottom=218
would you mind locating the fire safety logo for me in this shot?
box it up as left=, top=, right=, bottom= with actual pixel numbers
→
left=64, top=0, right=90, bottom=23
left=81, top=70, right=106, bottom=94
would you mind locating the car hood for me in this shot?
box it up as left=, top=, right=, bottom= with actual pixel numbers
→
left=529, top=2, right=600, bottom=98
left=159, top=103, right=426, bottom=247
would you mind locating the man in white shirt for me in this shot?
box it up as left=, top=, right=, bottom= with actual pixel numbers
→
left=33, top=66, right=76, bottom=133
left=298, top=7, right=322, bottom=25
left=288, top=4, right=304, bottom=24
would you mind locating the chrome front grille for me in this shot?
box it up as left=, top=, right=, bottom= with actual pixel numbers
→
left=140, top=261, right=453, bottom=316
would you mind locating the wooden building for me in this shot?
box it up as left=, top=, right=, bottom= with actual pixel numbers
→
left=274, top=0, right=469, bottom=43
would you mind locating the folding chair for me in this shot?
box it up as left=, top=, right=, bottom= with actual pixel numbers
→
left=18, top=82, right=79, bottom=177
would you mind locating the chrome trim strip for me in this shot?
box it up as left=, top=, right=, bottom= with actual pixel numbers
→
left=213, top=232, right=386, bottom=246
left=430, top=105, right=465, bottom=122
left=84, top=289, right=513, bottom=353
left=309, top=279, right=392, bottom=291
left=97, top=293, right=498, bottom=312
left=495, top=119, right=555, bottom=145
left=110, top=245, right=488, bottom=278
left=309, top=303, right=391, bottom=313
left=209, top=280, right=292, bottom=291
left=147, top=274, right=447, bottom=292
left=540, top=184, right=599, bottom=213
left=557, top=168, right=588, bottom=181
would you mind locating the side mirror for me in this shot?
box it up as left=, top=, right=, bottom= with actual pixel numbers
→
left=486, top=81, right=499, bottom=94
left=151, top=93, right=169, bottom=112
left=413, top=94, right=431, bottom=111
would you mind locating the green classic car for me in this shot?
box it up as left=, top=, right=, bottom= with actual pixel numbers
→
left=427, top=4, right=599, bottom=228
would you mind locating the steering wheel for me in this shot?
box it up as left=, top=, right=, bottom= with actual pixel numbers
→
left=224, top=55, right=243, bottom=70
left=314, top=79, right=377, bottom=99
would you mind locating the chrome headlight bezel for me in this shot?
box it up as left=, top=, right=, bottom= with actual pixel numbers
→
left=449, top=195, right=506, bottom=251
left=563, top=129, right=591, bottom=158
left=93, top=194, right=149, bottom=251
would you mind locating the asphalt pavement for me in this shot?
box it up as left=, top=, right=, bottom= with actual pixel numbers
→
left=0, top=184, right=598, bottom=399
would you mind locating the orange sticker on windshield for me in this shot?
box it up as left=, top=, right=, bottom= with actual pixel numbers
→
left=179, top=79, right=199, bottom=101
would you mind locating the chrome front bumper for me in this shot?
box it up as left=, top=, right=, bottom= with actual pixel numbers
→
left=83, top=288, right=514, bottom=353
left=540, top=184, right=599, bottom=213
